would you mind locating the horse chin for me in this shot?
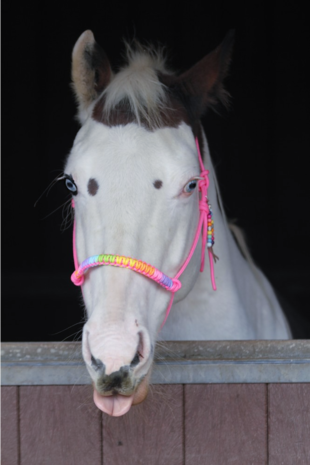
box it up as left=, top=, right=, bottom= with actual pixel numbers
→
left=132, top=374, right=149, bottom=406
left=93, top=375, right=149, bottom=417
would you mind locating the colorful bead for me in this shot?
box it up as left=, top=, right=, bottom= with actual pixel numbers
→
left=206, top=201, right=215, bottom=248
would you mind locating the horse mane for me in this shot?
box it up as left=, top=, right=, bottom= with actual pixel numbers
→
left=101, top=41, right=173, bottom=128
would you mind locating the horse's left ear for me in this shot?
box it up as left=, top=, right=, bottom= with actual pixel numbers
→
left=71, top=30, right=112, bottom=124
left=167, top=30, right=235, bottom=121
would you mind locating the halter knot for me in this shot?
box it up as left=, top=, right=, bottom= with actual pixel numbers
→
left=198, top=170, right=209, bottom=189
left=199, top=201, right=210, bottom=213
left=71, top=271, right=85, bottom=286
left=170, top=278, right=182, bottom=293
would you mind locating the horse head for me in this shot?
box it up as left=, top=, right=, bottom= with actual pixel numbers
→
left=64, top=30, right=233, bottom=416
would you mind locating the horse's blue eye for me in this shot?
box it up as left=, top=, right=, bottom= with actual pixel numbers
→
left=65, top=177, right=78, bottom=195
left=184, top=179, right=198, bottom=194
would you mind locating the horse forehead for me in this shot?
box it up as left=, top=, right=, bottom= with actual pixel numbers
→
left=69, top=119, right=196, bottom=172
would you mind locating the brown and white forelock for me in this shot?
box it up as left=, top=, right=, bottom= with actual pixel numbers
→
left=101, top=42, right=171, bottom=128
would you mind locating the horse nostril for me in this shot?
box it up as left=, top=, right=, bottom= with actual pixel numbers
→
left=130, top=352, right=140, bottom=367
left=91, top=354, right=104, bottom=372
left=130, top=332, right=145, bottom=367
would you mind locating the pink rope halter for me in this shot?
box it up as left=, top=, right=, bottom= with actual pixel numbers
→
left=70, top=138, right=216, bottom=328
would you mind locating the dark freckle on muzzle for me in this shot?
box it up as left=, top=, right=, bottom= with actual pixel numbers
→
left=88, top=178, right=99, bottom=196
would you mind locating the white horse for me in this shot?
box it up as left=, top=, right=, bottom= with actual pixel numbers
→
left=64, top=30, right=291, bottom=417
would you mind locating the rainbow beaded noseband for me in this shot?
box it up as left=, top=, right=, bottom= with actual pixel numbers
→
left=71, top=253, right=182, bottom=292
left=71, top=138, right=216, bottom=328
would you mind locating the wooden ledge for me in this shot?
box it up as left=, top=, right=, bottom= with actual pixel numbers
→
left=2, top=341, right=310, bottom=385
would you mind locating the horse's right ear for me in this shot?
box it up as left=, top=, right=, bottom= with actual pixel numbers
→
left=72, top=30, right=112, bottom=124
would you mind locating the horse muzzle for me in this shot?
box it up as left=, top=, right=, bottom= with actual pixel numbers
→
left=82, top=322, right=152, bottom=415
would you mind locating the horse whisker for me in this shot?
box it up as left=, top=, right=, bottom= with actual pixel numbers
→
left=34, top=172, right=65, bottom=207
left=50, top=321, right=85, bottom=336
left=40, top=197, right=71, bottom=221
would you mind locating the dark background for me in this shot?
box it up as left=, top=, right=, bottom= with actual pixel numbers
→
left=2, top=1, right=309, bottom=341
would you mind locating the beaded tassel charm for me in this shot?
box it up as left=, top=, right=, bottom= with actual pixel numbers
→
left=207, top=202, right=215, bottom=248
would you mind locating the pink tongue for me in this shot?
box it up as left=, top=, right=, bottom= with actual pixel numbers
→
left=93, top=390, right=134, bottom=417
